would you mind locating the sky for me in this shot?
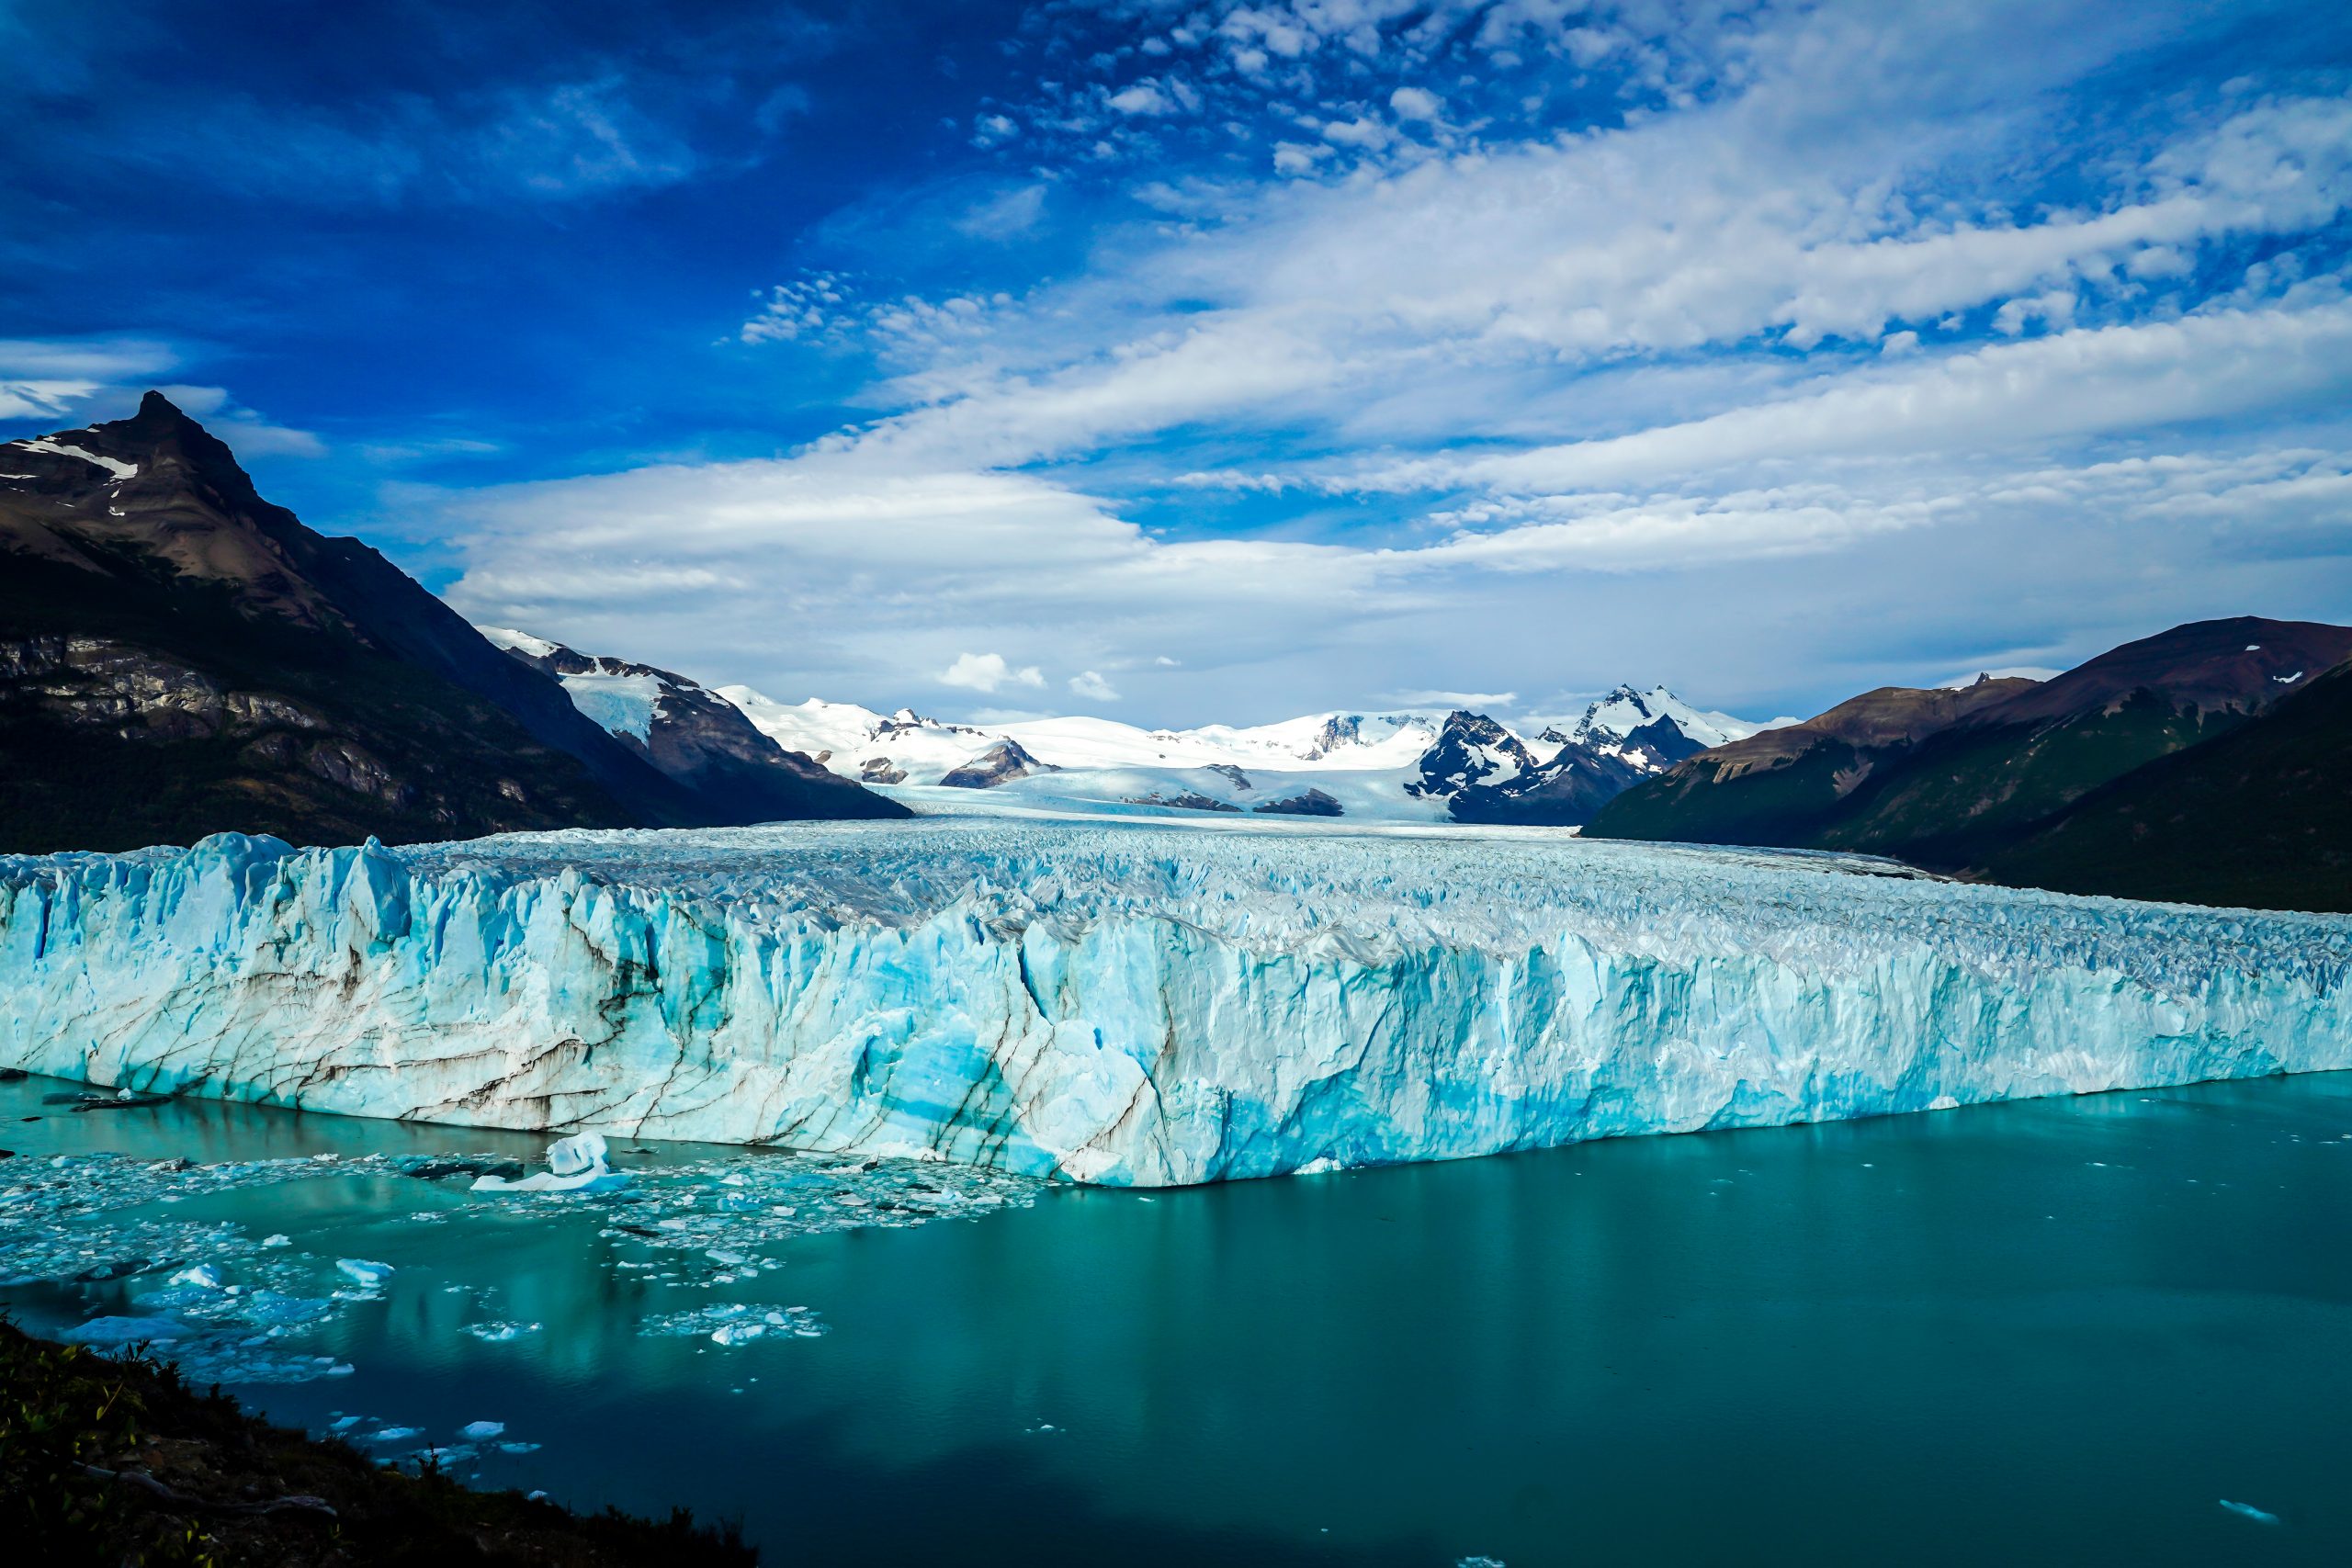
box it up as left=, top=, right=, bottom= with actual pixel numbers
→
left=3, top=0, right=2349, bottom=729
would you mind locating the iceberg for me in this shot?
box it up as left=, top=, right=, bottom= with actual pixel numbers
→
left=2, top=821, right=2348, bottom=1187
left=469, top=1130, right=628, bottom=1194
left=63, top=1315, right=189, bottom=1346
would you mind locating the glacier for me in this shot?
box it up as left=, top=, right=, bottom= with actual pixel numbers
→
left=1, top=818, right=2347, bottom=1186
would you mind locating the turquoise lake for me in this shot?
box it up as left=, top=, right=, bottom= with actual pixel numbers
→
left=4, top=1070, right=2349, bottom=1565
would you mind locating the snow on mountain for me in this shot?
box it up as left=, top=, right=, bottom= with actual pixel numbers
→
left=716, top=691, right=1003, bottom=784
left=478, top=631, right=897, bottom=824
left=482, top=626, right=667, bottom=741
left=1551, top=683, right=1774, bottom=755
left=719, top=682, right=1767, bottom=826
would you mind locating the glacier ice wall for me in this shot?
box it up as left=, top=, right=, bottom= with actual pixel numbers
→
left=2, top=821, right=2347, bottom=1186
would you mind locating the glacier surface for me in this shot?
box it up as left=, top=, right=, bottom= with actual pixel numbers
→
left=2, top=819, right=2347, bottom=1186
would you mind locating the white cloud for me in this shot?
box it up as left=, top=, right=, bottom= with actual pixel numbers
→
left=1388, top=85, right=1442, bottom=121
left=0, top=350, right=322, bottom=456
left=775, top=85, right=2352, bottom=488
left=1068, top=669, right=1121, bottom=701
left=152, top=384, right=327, bottom=457
left=415, top=6, right=2352, bottom=722
left=942, top=651, right=1046, bottom=691
left=955, top=183, right=1048, bottom=240
left=0, top=336, right=181, bottom=421
left=1384, top=688, right=1519, bottom=710
left=1424, top=301, right=2352, bottom=496
left=1991, top=289, right=2077, bottom=335
left=1107, top=81, right=1177, bottom=116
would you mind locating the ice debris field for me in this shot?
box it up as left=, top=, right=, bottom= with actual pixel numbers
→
left=0, top=1096, right=1035, bottom=1472
left=3, top=818, right=2350, bottom=1187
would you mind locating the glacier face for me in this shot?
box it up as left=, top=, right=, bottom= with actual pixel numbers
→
left=2, top=818, right=2347, bottom=1186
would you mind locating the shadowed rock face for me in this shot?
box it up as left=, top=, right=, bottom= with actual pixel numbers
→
left=489, top=635, right=903, bottom=824
left=1589, top=616, right=2352, bottom=911
left=1252, top=787, right=1342, bottom=817
left=1410, top=704, right=1714, bottom=828
left=1976, top=660, right=2352, bottom=913
left=937, top=738, right=1053, bottom=789
left=1123, top=790, right=1241, bottom=812
left=0, top=392, right=899, bottom=852
left=0, top=396, right=640, bottom=851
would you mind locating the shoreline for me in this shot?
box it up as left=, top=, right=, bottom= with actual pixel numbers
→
left=1, top=1314, right=755, bottom=1566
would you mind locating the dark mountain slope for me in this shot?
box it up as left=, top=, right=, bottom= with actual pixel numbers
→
left=1587, top=676, right=2037, bottom=846
left=489, top=631, right=902, bottom=823
left=1976, top=660, right=2352, bottom=912
left=0, top=393, right=895, bottom=852
left=1809, top=616, right=2352, bottom=866
left=1591, top=618, right=2351, bottom=870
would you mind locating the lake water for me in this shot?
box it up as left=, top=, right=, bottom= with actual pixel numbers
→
left=5, top=1070, right=2349, bottom=1565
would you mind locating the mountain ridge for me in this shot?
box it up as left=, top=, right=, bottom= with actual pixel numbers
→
left=1589, top=615, right=2352, bottom=911
left=0, top=393, right=899, bottom=852
left=711, top=680, right=1776, bottom=825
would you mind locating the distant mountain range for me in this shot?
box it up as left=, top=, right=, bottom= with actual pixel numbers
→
left=0, top=393, right=899, bottom=853
left=712, top=683, right=1774, bottom=825
left=1589, top=616, right=2352, bottom=912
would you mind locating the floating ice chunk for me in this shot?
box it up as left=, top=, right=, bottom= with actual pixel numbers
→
left=548, top=1132, right=607, bottom=1178
left=330, top=1415, right=364, bottom=1432
left=261, top=1234, right=292, bottom=1247
left=2219, top=1500, right=2281, bottom=1526
left=465, top=1320, right=542, bottom=1342
left=471, top=1131, right=628, bottom=1194
left=641, top=1302, right=826, bottom=1342
left=335, top=1258, right=393, bottom=1287
left=245, top=1290, right=333, bottom=1325
left=498, top=1441, right=542, bottom=1454
left=458, top=1420, right=505, bottom=1440
left=367, top=1427, right=424, bottom=1443
left=63, top=1315, right=187, bottom=1345
left=169, top=1263, right=224, bottom=1290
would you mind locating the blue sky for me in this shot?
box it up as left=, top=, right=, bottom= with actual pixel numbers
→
left=5, top=0, right=2350, bottom=728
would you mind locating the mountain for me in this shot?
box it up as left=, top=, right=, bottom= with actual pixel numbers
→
left=481, top=630, right=902, bottom=823
left=1435, top=684, right=1781, bottom=826
left=0, top=392, right=893, bottom=853
left=1587, top=674, right=2041, bottom=848
left=722, top=682, right=1771, bottom=825
left=1975, top=660, right=2352, bottom=912
left=1589, top=616, right=2352, bottom=909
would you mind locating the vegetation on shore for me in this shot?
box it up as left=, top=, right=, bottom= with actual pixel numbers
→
left=0, top=1314, right=755, bottom=1567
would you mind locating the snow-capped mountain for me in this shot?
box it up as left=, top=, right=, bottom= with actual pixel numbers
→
left=1546, top=683, right=1773, bottom=761
left=720, top=683, right=1772, bottom=826
left=480, top=630, right=897, bottom=823
left=1407, top=684, right=1790, bottom=827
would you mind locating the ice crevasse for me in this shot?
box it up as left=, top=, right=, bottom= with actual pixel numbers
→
left=1, top=819, right=2347, bottom=1187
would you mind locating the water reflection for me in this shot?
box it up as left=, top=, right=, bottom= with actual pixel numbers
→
left=6, top=1074, right=2350, bottom=1565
